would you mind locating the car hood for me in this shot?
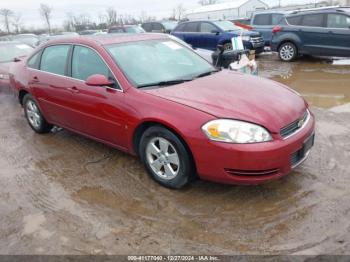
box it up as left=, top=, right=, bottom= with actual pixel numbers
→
left=0, top=62, right=10, bottom=74
left=144, top=70, right=307, bottom=133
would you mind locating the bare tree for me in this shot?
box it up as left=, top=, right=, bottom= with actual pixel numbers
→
left=106, top=7, right=117, bottom=26
left=198, top=0, right=218, bottom=5
left=39, top=3, right=53, bottom=34
left=0, top=9, right=14, bottom=34
left=12, top=13, right=22, bottom=34
left=173, top=4, right=186, bottom=21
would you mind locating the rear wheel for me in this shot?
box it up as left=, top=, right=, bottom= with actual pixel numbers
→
left=139, top=126, right=196, bottom=189
left=278, top=42, right=297, bottom=62
left=23, top=94, right=53, bottom=134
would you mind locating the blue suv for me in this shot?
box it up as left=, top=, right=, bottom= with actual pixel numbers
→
left=250, top=11, right=289, bottom=46
left=271, top=7, right=350, bottom=61
left=171, top=20, right=265, bottom=53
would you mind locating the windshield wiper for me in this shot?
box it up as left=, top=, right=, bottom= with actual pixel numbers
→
left=138, top=79, right=192, bottom=88
left=194, top=69, right=221, bottom=79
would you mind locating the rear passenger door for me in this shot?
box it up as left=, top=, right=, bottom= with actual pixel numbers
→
left=28, top=44, right=76, bottom=127
left=299, top=13, right=328, bottom=55
left=325, top=13, right=350, bottom=56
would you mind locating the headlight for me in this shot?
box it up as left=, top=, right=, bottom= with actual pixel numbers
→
left=0, top=73, right=9, bottom=80
left=202, top=119, right=272, bottom=144
left=241, top=36, right=250, bottom=42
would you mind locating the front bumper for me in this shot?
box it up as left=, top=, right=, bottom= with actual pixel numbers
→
left=191, top=112, right=315, bottom=185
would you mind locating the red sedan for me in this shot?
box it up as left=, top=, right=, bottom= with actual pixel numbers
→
left=9, top=34, right=315, bottom=188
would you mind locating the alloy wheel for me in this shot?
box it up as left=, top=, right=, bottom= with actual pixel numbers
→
left=280, top=44, right=295, bottom=61
left=26, top=100, right=41, bottom=129
left=145, top=137, right=180, bottom=180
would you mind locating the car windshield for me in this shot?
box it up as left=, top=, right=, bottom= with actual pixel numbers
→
left=12, top=36, right=38, bottom=46
left=106, top=39, right=215, bottom=88
left=213, top=21, right=241, bottom=31
left=125, top=26, right=145, bottom=33
left=0, top=43, right=33, bottom=63
left=162, top=21, right=178, bottom=30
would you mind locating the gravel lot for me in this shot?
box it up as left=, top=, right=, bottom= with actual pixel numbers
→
left=0, top=53, right=350, bottom=255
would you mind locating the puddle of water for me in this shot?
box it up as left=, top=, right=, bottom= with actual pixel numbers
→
left=259, top=54, right=350, bottom=109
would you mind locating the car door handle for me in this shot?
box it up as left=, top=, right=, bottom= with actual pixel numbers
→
left=67, top=86, right=80, bottom=94
left=32, top=76, right=40, bottom=83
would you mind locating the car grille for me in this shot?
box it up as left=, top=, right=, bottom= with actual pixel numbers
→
left=250, top=36, right=264, bottom=46
left=280, top=110, right=309, bottom=139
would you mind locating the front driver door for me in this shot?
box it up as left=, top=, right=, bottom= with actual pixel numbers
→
left=63, top=45, right=128, bottom=149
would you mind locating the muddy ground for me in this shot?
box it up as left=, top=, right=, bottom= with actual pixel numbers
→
left=0, top=54, right=350, bottom=255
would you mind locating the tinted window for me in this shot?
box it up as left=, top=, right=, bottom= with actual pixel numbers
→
left=109, top=28, right=125, bottom=33
left=286, top=15, right=302, bottom=25
left=254, top=14, right=271, bottom=25
left=152, top=23, right=163, bottom=31
left=40, top=45, right=70, bottom=75
left=327, top=14, right=350, bottom=28
left=199, top=22, right=217, bottom=33
left=175, top=23, right=186, bottom=31
left=272, top=14, right=284, bottom=25
left=183, top=22, right=199, bottom=32
left=301, top=14, right=324, bottom=27
left=142, top=23, right=152, bottom=32
left=72, top=46, right=110, bottom=81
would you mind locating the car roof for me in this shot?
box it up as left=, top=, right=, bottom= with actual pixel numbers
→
left=288, top=6, right=350, bottom=16
left=42, top=33, right=169, bottom=47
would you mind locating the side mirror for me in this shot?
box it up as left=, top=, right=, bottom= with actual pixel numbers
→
left=211, top=30, right=220, bottom=35
left=85, top=74, right=113, bottom=87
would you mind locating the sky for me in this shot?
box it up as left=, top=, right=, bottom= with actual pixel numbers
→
left=0, top=0, right=316, bottom=30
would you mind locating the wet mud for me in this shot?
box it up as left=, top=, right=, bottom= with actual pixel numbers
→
left=0, top=54, right=350, bottom=255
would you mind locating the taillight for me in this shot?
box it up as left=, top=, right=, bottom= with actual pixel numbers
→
left=272, top=26, right=282, bottom=34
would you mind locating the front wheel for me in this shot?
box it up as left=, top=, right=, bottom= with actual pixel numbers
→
left=23, top=94, right=53, bottom=134
left=278, top=42, right=297, bottom=62
left=139, top=126, right=196, bottom=189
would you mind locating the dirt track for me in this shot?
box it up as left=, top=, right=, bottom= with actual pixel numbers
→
left=0, top=54, right=350, bottom=255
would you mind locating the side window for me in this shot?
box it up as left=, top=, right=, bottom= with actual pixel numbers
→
left=253, top=14, right=271, bottom=25
left=72, top=45, right=119, bottom=89
left=327, top=14, right=350, bottom=28
left=175, top=23, right=186, bottom=32
left=286, top=15, right=302, bottom=25
left=110, top=28, right=125, bottom=33
left=40, top=45, right=70, bottom=75
left=27, top=51, right=41, bottom=69
left=142, top=23, right=152, bottom=32
left=200, top=22, right=217, bottom=33
left=272, top=14, right=284, bottom=25
left=183, top=22, right=199, bottom=32
left=152, top=23, right=163, bottom=31
left=301, top=14, right=325, bottom=27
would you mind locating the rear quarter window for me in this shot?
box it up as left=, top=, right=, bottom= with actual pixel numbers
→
left=40, top=45, right=70, bottom=76
left=301, top=14, right=325, bottom=27
left=183, top=22, right=199, bottom=32
left=286, top=15, right=303, bottom=25
left=253, top=14, right=271, bottom=25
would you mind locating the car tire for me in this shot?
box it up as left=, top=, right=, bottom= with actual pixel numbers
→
left=23, top=94, right=53, bottom=134
left=139, top=126, right=196, bottom=189
left=278, top=42, right=297, bottom=62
